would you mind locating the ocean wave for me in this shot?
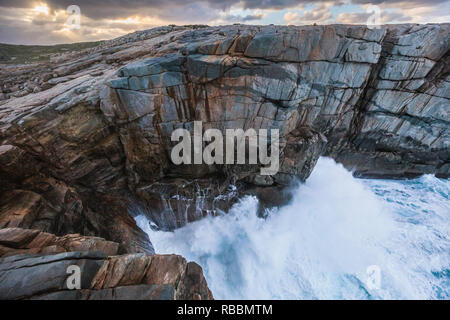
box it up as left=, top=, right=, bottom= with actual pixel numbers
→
left=136, top=157, right=450, bottom=299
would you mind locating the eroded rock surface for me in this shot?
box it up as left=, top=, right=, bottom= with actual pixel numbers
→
left=0, top=24, right=448, bottom=249
left=0, top=228, right=212, bottom=300
left=0, top=227, right=119, bottom=257
left=328, top=24, right=450, bottom=178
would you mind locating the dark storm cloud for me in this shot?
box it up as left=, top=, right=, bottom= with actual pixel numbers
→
left=241, top=13, right=266, bottom=21
left=0, top=0, right=329, bottom=19
left=351, top=0, right=448, bottom=4
left=224, top=13, right=266, bottom=22
left=0, top=0, right=447, bottom=44
left=0, top=0, right=447, bottom=20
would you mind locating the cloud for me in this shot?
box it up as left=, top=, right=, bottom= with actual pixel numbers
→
left=1, top=0, right=448, bottom=17
left=336, top=0, right=449, bottom=24
left=283, top=3, right=334, bottom=25
left=224, top=13, right=266, bottom=22
left=299, top=3, right=334, bottom=24
left=0, top=0, right=448, bottom=44
left=335, top=10, right=414, bottom=24
left=0, top=0, right=348, bottom=21
left=0, top=4, right=168, bottom=44
left=381, top=11, right=413, bottom=23
left=284, top=11, right=300, bottom=24
left=352, top=0, right=448, bottom=6
left=335, top=12, right=370, bottom=24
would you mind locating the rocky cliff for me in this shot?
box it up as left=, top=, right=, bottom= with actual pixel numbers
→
left=0, top=228, right=212, bottom=300
left=0, top=24, right=448, bottom=299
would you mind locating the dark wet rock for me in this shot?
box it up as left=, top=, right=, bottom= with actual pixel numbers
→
left=0, top=248, right=212, bottom=300
left=33, top=284, right=175, bottom=300
left=327, top=24, right=449, bottom=178
left=0, top=24, right=448, bottom=261
left=0, top=251, right=105, bottom=300
left=0, top=227, right=212, bottom=300
left=0, top=139, right=153, bottom=254
left=134, top=177, right=239, bottom=230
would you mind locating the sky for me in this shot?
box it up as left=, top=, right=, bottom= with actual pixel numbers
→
left=0, top=0, right=449, bottom=45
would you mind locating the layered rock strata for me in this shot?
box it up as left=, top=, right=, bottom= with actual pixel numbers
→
left=0, top=227, right=212, bottom=300
left=0, top=24, right=448, bottom=277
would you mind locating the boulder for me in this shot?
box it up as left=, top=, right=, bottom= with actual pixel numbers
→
left=0, top=248, right=213, bottom=300
left=0, top=23, right=448, bottom=256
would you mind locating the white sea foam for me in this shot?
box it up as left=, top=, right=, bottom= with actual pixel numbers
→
left=135, top=157, right=450, bottom=299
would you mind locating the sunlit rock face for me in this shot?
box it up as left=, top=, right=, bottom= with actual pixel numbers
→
left=329, top=24, right=450, bottom=178
left=0, top=24, right=449, bottom=238
left=100, top=25, right=387, bottom=228
left=102, top=25, right=386, bottom=191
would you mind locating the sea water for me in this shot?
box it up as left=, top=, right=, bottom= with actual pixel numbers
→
left=135, top=157, right=450, bottom=299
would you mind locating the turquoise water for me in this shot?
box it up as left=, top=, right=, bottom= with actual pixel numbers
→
left=136, top=158, right=450, bottom=299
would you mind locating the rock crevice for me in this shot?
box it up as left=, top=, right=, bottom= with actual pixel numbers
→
left=0, top=24, right=448, bottom=270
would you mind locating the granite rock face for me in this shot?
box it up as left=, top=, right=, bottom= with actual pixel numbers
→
left=0, top=24, right=449, bottom=243
left=0, top=251, right=212, bottom=300
left=0, top=227, right=212, bottom=300
left=328, top=24, right=450, bottom=178
left=0, top=227, right=119, bottom=257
